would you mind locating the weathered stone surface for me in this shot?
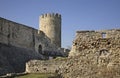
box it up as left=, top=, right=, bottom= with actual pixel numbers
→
left=0, top=17, right=35, bottom=50
left=1, top=13, right=119, bottom=78
left=0, top=15, right=67, bottom=75
left=25, top=29, right=120, bottom=78
left=26, top=58, right=67, bottom=73
left=58, top=29, right=120, bottom=78
left=0, top=43, right=44, bottom=75
left=0, top=17, right=62, bottom=54
left=69, top=29, right=120, bottom=56
left=58, top=48, right=120, bottom=78
left=40, top=13, right=61, bottom=48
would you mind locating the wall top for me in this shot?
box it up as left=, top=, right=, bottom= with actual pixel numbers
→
left=76, top=29, right=120, bottom=33
left=0, top=17, right=36, bottom=30
left=76, top=30, right=95, bottom=33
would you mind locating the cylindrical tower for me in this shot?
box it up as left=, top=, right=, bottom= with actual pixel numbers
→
left=39, top=13, right=61, bottom=47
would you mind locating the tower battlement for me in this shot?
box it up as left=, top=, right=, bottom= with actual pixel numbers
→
left=40, top=13, right=61, bottom=18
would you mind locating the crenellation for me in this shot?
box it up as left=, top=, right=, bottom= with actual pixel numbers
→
left=55, top=13, right=61, bottom=18
left=40, top=14, right=44, bottom=18
left=47, top=13, right=51, bottom=17
left=44, top=13, right=47, bottom=17
left=40, top=13, right=61, bottom=19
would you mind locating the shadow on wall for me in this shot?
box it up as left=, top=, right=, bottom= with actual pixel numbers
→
left=0, top=43, right=43, bottom=76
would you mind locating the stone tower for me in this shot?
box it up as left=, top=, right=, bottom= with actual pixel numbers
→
left=39, top=13, right=61, bottom=47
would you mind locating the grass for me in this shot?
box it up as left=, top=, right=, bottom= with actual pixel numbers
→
left=15, top=73, right=56, bottom=78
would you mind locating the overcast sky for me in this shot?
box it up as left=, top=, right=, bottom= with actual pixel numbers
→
left=0, top=0, right=120, bottom=48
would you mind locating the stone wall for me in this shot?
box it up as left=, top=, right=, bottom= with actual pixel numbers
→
left=26, top=58, right=67, bottom=73
left=69, top=29, right=120, bottom=56
left=0, top=17, right=59, bottom=53
left=0, top=17, right=35, bottom=50
left=0, top=43, right=44, bottom=75
left=58, top=48, right=120, bottom=78
left=0, top=17, right=66, bottom=75
left=57, top=29, right=120, bottom=78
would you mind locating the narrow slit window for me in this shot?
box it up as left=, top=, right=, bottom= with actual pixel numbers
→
left=38, top=45, right=42, bottom=54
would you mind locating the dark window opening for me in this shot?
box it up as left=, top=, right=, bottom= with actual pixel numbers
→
left=38, top=45, right=42, bottom=54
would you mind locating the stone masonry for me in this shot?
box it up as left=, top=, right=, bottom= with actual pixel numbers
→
left=0, top=17, right=57, bottom=53
left=40, top=13, right=61, bottom=47
left=0, top=13, right=68, bottom=75
left=1, top=13, right=120, bottom=77
left=26, top=29, right=120, bottom=77
left=69, top=29, right=120, bottom=57
left=26, top=58, right=67, bottom=74
left=58, top=29, right=120, bottom=78
left=0, top=13, right=64, bottom=56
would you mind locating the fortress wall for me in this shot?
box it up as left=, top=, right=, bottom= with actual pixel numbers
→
left=34, top=30, right=49, bottom=52
left=75, top=29, right=120, bottom=41
left=66, top=30, right=120, bottom=78
left=69, top=29, right=120, bottom=57
left=0, top=17, right=60, bottom=54
left=0, top=17, right=35, bottom=50
left=105, top=29, right=120, bottom=38
left=0, top=43, right=43, bottom=75
left=75, top=31, right=102, bottom=41
left=9, top=22, right=35, bottom=50
left=35, top=30, right=58, bottom=53
left=0, top=18, right=9, bottom=44
left=26, top=59, right=66, bottom=73
left=74, top=29, right=120, bottom=45
left=70, top=31, right=102, bottom=56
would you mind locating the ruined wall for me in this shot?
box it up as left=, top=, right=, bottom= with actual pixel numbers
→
left=58, top=29, right=120, bottom=78
left=69, top=29, right=120, bottom=56
left=26, top=58, right=66, bottom=73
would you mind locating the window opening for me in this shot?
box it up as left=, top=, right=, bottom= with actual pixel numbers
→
left=38, top=45, right=42, bottom=54
left=102, top=33, right=106, bottom=38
